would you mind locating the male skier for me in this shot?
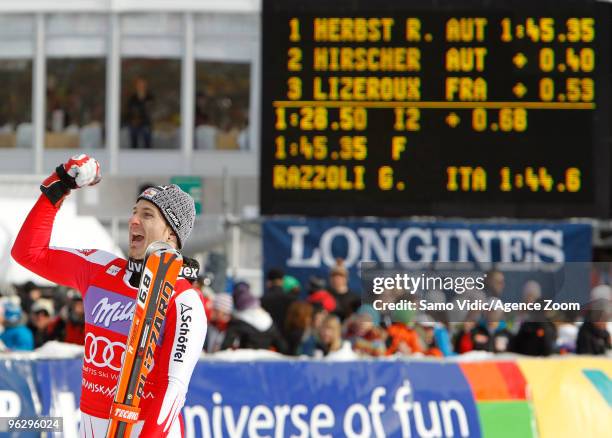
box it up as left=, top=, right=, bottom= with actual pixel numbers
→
left=12, top=154, right=207, bottom=437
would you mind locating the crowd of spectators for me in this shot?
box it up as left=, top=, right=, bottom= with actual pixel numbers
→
left=0, top=282, right=85, bottom=351
left=204, top=262, right=611, bottom=359
left=1, top=261, right=610, bottom=359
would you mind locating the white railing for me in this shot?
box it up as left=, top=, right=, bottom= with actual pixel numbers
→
left=0, top=0, right=262, bottom=14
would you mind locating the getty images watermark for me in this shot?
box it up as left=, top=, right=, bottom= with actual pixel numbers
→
left=361, top=262, right=611, bottom=322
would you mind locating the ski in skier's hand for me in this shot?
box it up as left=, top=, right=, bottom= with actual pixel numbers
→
left=106, top=241, right=183, bottom=438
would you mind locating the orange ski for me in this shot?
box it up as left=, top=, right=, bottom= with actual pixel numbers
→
left=106, top=241, right=183, bottom=438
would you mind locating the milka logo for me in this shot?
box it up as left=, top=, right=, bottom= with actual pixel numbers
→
left=286, top=225, right=565, bottom=268
left=91, top=298, right=136, bottom=327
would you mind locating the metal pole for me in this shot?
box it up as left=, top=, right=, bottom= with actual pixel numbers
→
left=32, top=13, right=45, bottom=174
left=180, top=12, right=195, bottom=172
left=106, top=13, right=121, bottom=174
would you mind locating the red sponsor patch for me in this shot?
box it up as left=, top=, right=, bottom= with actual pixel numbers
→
left=77, top=249, right=98, bottom=256
left=141, top=188, right=158, bottom=198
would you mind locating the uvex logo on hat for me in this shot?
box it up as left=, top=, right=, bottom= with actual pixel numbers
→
left=164, top=207, right=181, bottom=228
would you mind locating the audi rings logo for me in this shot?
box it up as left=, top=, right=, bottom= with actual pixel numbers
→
left=84, top=333, right=126, bottom=372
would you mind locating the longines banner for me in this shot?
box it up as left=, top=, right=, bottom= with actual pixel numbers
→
left=262, top=218, right=592, bottom=292
left=1, top=357, right=611, bottom=437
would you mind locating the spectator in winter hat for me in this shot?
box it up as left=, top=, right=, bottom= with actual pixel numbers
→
left=576, top=320, right=611, bottom=355
left=265, top=268, right=284, bottom=291
left=307, top=276, right=326, bottom=295
left=17, top=281, right=42, bottom=315
left=586, top=285, right=612, bottom=337
left=261, top=269, right=297, bottom=337
left=283, top=275, right=301, bottom=295
left=485, top=269, right=506, bottom=300
left=307, top=290, right=337, bottom=313
left=328, top=259, right=360, bottom=321
left=590, top=284, right=611, bottom=301
left=414, top=311, right=454, bottom=357
left=0, top=283, right=17, bottom=298
left=345, top=304, right=387, bottom=357
left=0, top=299, right=34, bottom=351
left=385, top=308, right=424, bottom=356
left=510, top=300, right=557, bottom=356
left=509, top=280, right=543, bottom=334
left=28, top=298, right=55, bottom=348
left=204, top=293, right=233, bottom=353
left=181, top=257, right=213, bottom=321
left=414, top=314, right=446, bottom=357
left=486, top=309, right=513, bottom=354
left=453, top=320, right=477, bottom=354
left=47, top=289, right=85, bottom=345
left=576, top=305, right=611, bottom=355
left=221, top=282, right=288, bottom=353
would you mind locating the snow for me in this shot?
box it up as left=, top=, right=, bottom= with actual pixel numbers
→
left=0, top=197, right=123, bottom=285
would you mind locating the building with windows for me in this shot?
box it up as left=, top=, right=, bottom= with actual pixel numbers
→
left=0, top=0, right=263, bottom=287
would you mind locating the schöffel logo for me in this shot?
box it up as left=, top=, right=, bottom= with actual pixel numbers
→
left=164, top=207, right=181, bottom=228
left=174, top=303, right=193, bottom=363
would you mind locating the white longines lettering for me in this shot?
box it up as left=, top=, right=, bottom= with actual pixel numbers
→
left=286, top=226, right=565, bottom=267
left=84, top=333, right=126, bottom=372
left=91, top=297, right=135, bottom=327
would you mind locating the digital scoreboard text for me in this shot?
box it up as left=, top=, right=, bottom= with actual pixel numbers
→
left=260, top=0, right=609, bottom=218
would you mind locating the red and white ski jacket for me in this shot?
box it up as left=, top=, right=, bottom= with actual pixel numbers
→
left=11, top=195, right=207, bottom=436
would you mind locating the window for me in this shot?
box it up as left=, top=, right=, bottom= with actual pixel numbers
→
left=195, top=61, right=250, bottom=150
left=0, top=60, right=32, bottom=148
left=120, top=58, right=181, bottom=149
left=0, top=14, right=33, bottom=149
left=45, top=58, right=105, bottom=149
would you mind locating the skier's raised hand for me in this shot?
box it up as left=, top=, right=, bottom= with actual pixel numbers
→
left=40, top=154, right=102, bottom=207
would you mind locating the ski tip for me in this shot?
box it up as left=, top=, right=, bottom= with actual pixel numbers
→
left=144, top=241, right=180, bottom=258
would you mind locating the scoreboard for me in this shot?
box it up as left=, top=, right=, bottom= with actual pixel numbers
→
left=260, top=0, right=610, bottom=218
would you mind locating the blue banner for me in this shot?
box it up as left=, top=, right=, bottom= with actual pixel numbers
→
left=0, top=360, right=39, bottom=438
left=6, top=358, right=481, bottom=438
left=2, top=356, right=610, bottom=437
left=262, top=218, right=592, bottom=292
left=183, top=361, right=480, bottom=438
